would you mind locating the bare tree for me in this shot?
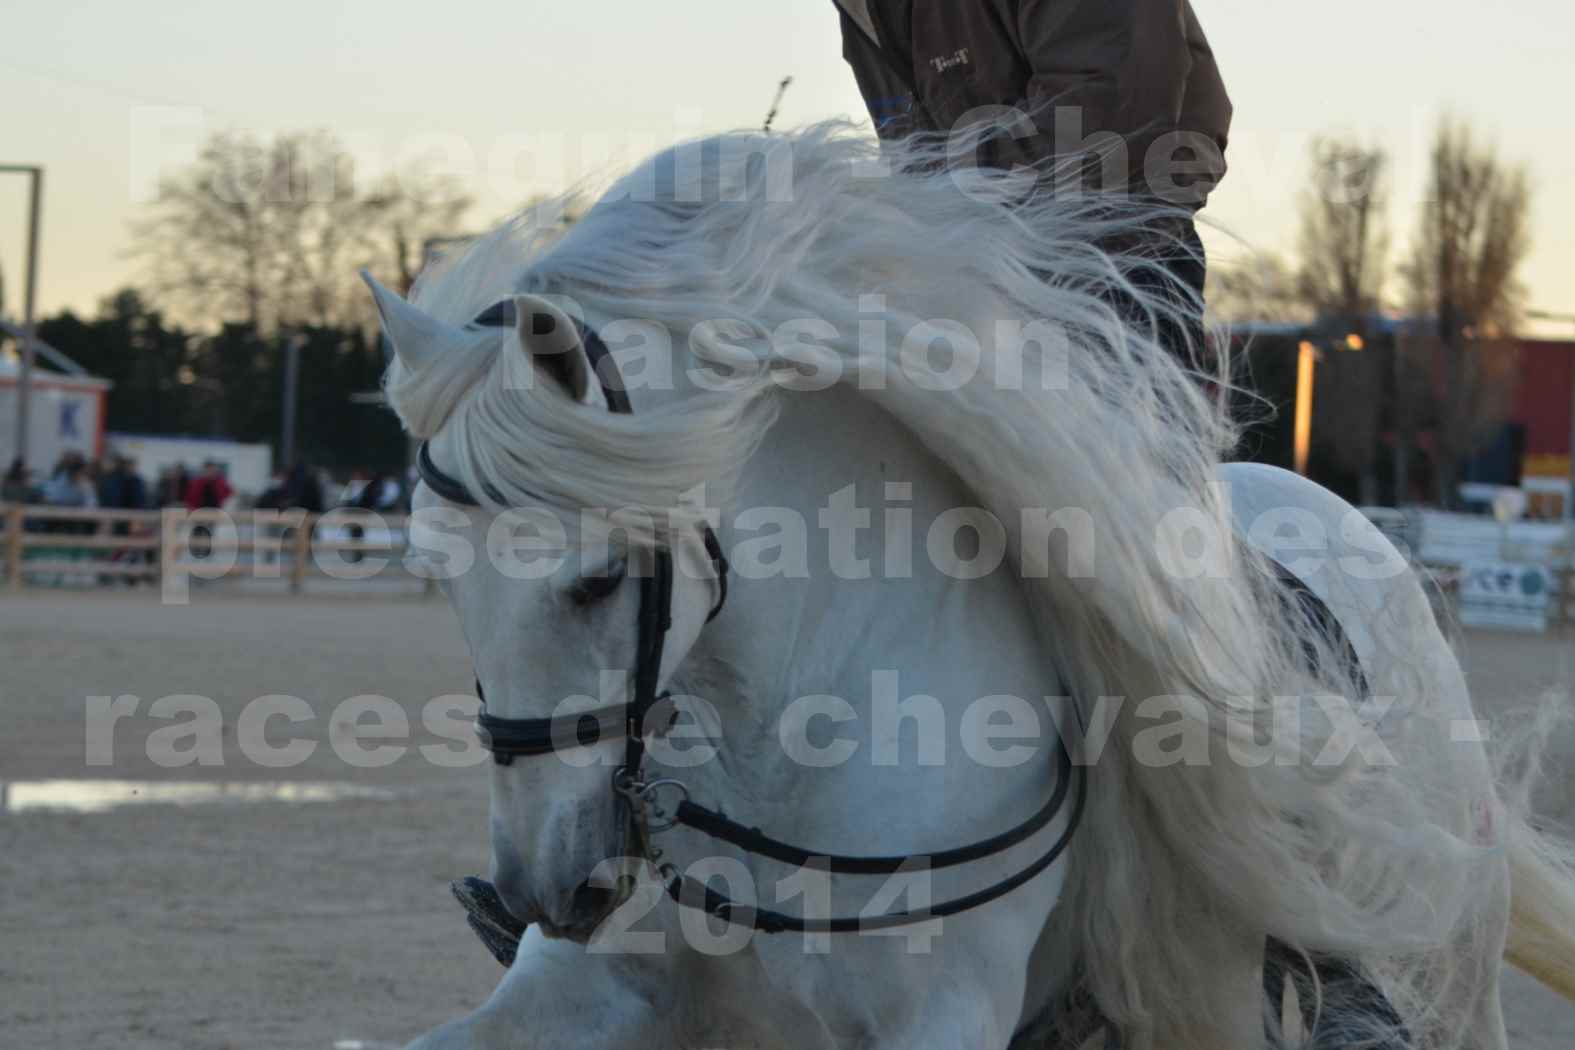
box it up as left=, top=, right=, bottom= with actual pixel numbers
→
left=131, top=131, right=472, bottom=331
left=1402, top=117, right=1532, bottom=506
left=1205, top=251, right=1308, bottom=325
left=1294, top=137, right=1391, bottom=503
left=1296, top=138, right=1390, bottom=321
left=362, top=172, right=475, bottom=296
left=132, top=132, right=337, bottom=330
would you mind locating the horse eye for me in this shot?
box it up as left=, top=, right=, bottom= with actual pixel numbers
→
left=571, top=559, right=626, bottom=606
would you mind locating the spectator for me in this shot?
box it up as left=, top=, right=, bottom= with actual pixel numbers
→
left=93, top=456, right=150, bottom=584
left=3, top=458, right=34, bottom=503
left=49, top=451, right=86, bottom=485
left=156, top=463, right=191, bottom=507
left=184, top=460, right=234, bottom=512
left=43, top=460, right=98, bottom=539
left=43, top=461, right=96, bottom=508
left=355, top=471, right=404, bottom=512
left=344, top=468, right=377, bottom=561
left=256, top=469, right=290, bottom=511
left=98, top=456, right=148, bottom=513
left=256, top=463, right=325, bottom=513
left=282, top=462, right=325, bottom=513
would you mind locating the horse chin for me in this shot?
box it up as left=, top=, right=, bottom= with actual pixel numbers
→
left=535, top=917, right=598, bottom=944
left=537, top=880, right=621, bottom=944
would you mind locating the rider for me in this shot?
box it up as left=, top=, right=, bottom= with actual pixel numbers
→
left=830, top=0, right=1232, bottom=360
left=827, top=7, right=1411, bottom=1046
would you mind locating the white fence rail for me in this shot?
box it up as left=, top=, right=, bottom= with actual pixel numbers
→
left=1, top=504, right=430, bottom=595
left=7, top=502, right=1575, bottom=629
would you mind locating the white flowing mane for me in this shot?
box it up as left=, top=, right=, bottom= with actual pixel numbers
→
left=387, top=122, right=1502, bottom=1048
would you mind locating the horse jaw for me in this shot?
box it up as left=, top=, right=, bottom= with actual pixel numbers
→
left=360, top=269, right=462, bottom=374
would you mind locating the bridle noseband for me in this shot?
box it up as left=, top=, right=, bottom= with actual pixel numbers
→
left=422, top=300, right=1084, bottom=934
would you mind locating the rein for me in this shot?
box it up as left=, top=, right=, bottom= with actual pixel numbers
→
left=426, top=300, right=1085, bottom=933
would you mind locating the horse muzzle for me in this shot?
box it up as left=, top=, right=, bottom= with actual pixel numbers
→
left=536, top=880, right=622, bottom=943
left=493, top=865, right=627, bottom=944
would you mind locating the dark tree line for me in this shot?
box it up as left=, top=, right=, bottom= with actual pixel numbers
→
left=34, top=289, right=406, bottom=474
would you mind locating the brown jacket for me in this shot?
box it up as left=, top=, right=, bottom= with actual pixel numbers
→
left=834, top=0, right=1232, bottom=205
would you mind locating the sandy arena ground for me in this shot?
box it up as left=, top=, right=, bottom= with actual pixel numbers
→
left=2, top=589, right=1573, bottom=1049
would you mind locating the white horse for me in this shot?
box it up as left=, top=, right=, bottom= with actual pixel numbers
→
left=368, top=123, right=1575, bottom=1049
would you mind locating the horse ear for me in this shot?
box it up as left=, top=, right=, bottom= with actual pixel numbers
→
left=513, top=292, right=606, bottom=408
left=361, top=270, right=460, bottom=374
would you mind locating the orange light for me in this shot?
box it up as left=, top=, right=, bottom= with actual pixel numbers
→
left=1345, top=333, right=1364, bottom=351
left=1294, top=342, right=1317, bottom=476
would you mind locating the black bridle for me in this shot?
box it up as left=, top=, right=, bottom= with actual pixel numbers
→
left=421, top=300, right=1085, bottom=934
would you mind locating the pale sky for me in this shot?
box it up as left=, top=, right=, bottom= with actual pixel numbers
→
left=2, top=0, right=1571, bottom=331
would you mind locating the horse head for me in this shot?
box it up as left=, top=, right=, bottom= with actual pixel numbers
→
left=366, top=270, right=724, bottom=940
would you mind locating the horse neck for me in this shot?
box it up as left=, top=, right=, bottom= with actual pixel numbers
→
left=684, top=380, right=1063, bottom=792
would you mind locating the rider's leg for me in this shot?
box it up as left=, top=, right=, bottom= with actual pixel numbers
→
left=1126, top=216, right=1209, bottom=370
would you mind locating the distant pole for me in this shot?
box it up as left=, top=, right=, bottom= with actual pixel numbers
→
left=1, top=165, right=43, bottom=468
left=1294, top=340, right=1319, bottom=476
left=281, top=333, right=304, bottom=466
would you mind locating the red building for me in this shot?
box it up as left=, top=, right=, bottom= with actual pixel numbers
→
left=1512, top=340, right=1575, bottom=475
left=1231, top=325, right=1575, bottom=511
left=1506, top=339, right=1575, bottom=517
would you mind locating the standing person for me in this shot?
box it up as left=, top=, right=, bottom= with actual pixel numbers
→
left=256, top=464, right=321, bottom=570
left=281, top=462, right=324, bottom=513
left=42, top=460, right=96, bottom=509
left=280, top=463, right=325, bottom=572
left=256, top=469, right=289, bottom=511
left=32, top=460, right=98, bottom=583
left=98, top=456, right=151, bottom=583
left=97, top=456, right=146, bottom=513
left=182, top=461, right=233, bottom=561
left=830, top=0, right=1232, bottom=358
left=157, top=463, right=191, bottom=507
left=48, top=452, right=85, bottom=486
left=2, top=458, right=33, bottom=504
left=357, top=471, right=403, bottom=513
left=183, top=460, right=233, bottom=512
left=344, top=467, right=381, bottom=564
left=42, top=460, right=98, bottom=545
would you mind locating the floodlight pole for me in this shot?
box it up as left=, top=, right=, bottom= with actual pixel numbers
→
left=0, top=165, right=43, bottom=469
left=281, top=333, right=305, bottom=467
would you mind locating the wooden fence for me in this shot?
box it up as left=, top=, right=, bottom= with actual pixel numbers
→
left=0, top=504, right=430, bottom=594
left=10, top=501, right=1575, bottom=626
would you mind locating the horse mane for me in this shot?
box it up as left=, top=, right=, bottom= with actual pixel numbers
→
left=387, top=121, right=1500, bottom=1049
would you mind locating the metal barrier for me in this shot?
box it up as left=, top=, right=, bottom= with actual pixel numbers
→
left=1, top=504, right=430, bottom=594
